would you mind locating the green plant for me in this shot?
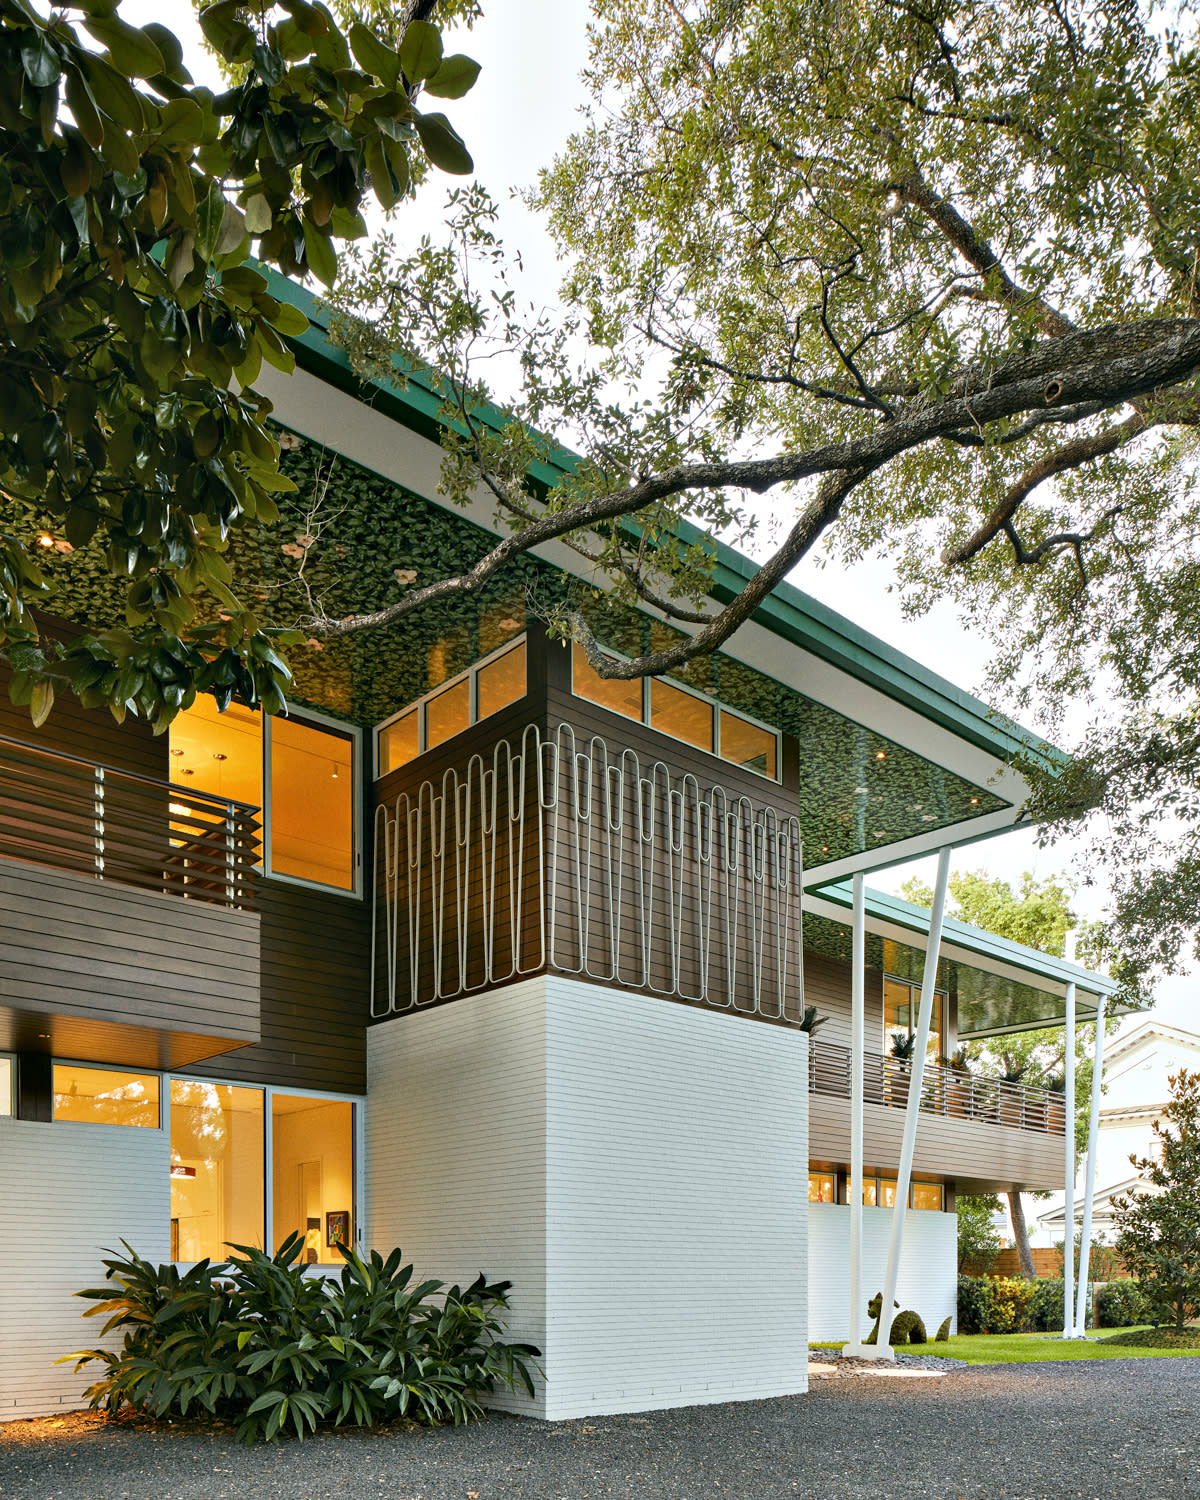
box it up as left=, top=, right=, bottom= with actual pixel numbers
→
left=956, top=1275, right=995, bottom=1335
left=989, top=1275, right=1035, bottom=1333
left=890, top=1033, right=917, bottom=1062
left=935, top=1316, right=952, bottom=1342
left=1114, top=1069, right=1200, bottom=1331
left=797, top=1006, right=828, bottom=1035
left=957, top=1193, right=1002, bottom=1273
left=889, top=1309, right=927, bottom=1344
left=62, top=1235, right=538, bottom=1444
left=1096, top=1279, right=1155, bottom=1328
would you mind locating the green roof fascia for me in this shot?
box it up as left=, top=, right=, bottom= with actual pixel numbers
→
left=816, top=881, right=1120, bottom=999
left=257, top=267, right=1061, bottom=773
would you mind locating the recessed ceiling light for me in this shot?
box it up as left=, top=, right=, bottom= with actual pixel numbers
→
left=875, top=751, right=887, bottom=760
left=212, top=752, right=227, bottom=761
left=969, top=797, right=979, bottom=805
left=36, top=533, right=54, bottom=548
left=170, top=747, right=184, bottom=756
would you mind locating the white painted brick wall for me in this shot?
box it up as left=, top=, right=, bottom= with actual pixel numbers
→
left=542, top=978, right=809, bottom=1418
left=367, top=978, right=810, bottom=1421
left=0, top=1118, right=170, bottom=1419
left=807, top=1202, right=957, bottom=1343
left=366, top=982, right=548, bottom=1412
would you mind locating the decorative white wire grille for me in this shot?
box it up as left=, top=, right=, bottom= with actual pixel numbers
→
left=371, top=723, right=804, bottom=1022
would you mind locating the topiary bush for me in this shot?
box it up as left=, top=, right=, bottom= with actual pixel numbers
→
left=62, top=1235, right=539, bottom=1444
left=1096, top=1279, right=1154, bottom=1328
left=957, top=1274, right=995, bottom=1334
left=889, top=1309, right=927, bottom=1344
left=935, top=1316, right=952, bottom=1341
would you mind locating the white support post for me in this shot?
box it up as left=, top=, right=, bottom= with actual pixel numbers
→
left=1062, top=939, right=1077, bottom=1340
left=843, top=873, right=870, bottom=1357
left=1074, top=996, right=1107, bottom=1337
left=864, top=847, right=951, bottom=1362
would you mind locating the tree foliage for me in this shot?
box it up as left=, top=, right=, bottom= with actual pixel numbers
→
left=0, top=0, right=475, bottom=729
left=1113, top=1067, right=1200, bottom=1331
left=957, top=1192, right=1002, bottom=1273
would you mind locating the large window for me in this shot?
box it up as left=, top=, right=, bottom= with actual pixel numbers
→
left=808, top=1171, right=836, bottom=1203
left=169, top=1080, right=356, bottom=1265
left=884, top=976, right=945, bottom=1063
left=0, top=1055, right=12, bottom=1116
left=170, top=701, right=359, bottom=895
left=376, top=636, right=527, bottom=777
left=572, top=643, right=780, bottom=780
left=53, top=1065, right=159, bottom=1127
left=856, top=1176, right=944, bottom=1211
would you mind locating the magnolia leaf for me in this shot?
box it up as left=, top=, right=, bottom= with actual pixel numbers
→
left=423, top=53, right=479, bottom=100
left=83, top=14, right=165, bottom=79
left=413, top=111, right=472, bottom=175
left=29, top=679, right=54, bottom=729
left=398, top=18, right=441, bottom=83
left=243, top=193, right=272, bottom=233
left=216, top=200, right=247, bottom=255
left=301, top=216, right=338, bottom=287
left=348, top=22, right=401, bottom=87
left=64, top=66, right=104, bottom=148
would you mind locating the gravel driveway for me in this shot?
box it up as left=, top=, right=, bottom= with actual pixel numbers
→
left=1, top=1360, right=1197, bottom=1500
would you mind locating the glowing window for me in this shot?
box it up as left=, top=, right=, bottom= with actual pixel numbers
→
left=476, top=640, right=527, bottom=720
left=170, top=1081, right=264, bottom=1262
left=884, top=976, right=944, bottom=1063
left=53, top=1065, right=159, bottom=1127
left=879, top=1178, right=899, bottom=1208
left=426, top=678, right=471, bottom=750
left=572, top=642, right=643, bottom=720
left=650, top=678, right=714, bottom=752
left=169, top=697, right=264, bottom=810
left=0, top=1056, right=11, bottom=1116
left=808, top=1171, right=836, bottom=1204
left=271, top=717, right=355, bottom=891
left=272, top=1095, right=355, bottom=1264
left=719, top=711, right=778, bottom=778
left=911, top=1182, right=944, bottom=1211
left=377, top=709, right=419, bottom=777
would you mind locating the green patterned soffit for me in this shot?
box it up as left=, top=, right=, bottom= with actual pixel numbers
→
left=9, top=427, right=1008, bottom=865
left=802, top=912, right=1091, bottom=1037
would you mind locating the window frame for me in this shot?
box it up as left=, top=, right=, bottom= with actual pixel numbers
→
left=50, top=1059, right=163, bottom=1129
left=882, top=974, right=948, bottom=1059
left=262, top=705, right=363, bottom=901
left=373, top=633, right=528, bottom=779
left=0, top=1051, right=13, bottom=1116
left=570, top=642, right=783, bottom=783
left=167, top=1073, right=366, bottom=1269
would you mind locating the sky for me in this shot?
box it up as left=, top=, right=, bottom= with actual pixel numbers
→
left=143, top=0, right=1196, bottom=1029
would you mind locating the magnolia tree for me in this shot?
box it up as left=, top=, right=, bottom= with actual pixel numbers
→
left=1113, top=1068, right=1200, bottom=1331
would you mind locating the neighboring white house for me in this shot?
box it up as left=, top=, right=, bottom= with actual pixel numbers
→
left=1034, top=1017, right=1200, bottom=1245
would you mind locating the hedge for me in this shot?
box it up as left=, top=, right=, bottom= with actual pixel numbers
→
left=957, top=1275, right=1093, bottom=1334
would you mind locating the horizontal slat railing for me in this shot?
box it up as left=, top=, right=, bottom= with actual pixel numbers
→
left=0, top=733, right=259, bottom=910
left=808, top=1036, right=1067, bottom=1136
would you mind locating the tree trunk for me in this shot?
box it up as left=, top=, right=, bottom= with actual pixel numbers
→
left=1007, top=1190, right=1036, bottom=1279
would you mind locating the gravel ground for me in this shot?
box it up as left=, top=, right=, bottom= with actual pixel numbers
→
left=1, top=1359, right=1198, bottom=1500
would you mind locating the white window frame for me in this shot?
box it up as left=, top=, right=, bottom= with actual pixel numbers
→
left=262, top=704, right=363, bottom=901
left=570, top=643, right=783, bottom=783
left=166, top=1074, right=366, bottom=1267
left=374, top=633, right=528, bottom=779
left=49, top=1058, right=164, bottom=1129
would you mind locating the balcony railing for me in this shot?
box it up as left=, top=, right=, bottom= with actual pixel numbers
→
left=808, top=1036, right=1066, bottom=1136
left=0, top=733, right=260, bottom=910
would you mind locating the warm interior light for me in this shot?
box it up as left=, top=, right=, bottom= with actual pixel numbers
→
left=212, top=751, right=227, bottom=761
left=36, top=533, right=54, bottom=548
left=170, top=747, right=184, bottom=756
left=875, top=750, right=887, bottom=760
left=170, top=1164, right=196, bottom=1179
left=169, top=802, right=193, bottom=816
left=970, top=797, right=979, bottom=805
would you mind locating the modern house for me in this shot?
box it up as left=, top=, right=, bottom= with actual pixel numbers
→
left=0, top=272, right=1123, bottom=1422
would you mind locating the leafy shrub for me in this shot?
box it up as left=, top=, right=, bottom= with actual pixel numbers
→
left=1096, top=1279, right=1154, bottom=1328
left=62, top=1235, right=539, bottom=1444
left=988, top=1276, right=1034, bottom=1334
left=957, top=1274, right=995, bottom=1334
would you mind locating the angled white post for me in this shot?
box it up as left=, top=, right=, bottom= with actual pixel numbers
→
left=1062, top=934, right=1077, bottom=1339
left=842, top=872, right=871, bottom=1357
left=864, top=846, right=951, bottom=1361
left=1074, top=995, right=1108, bottom=1337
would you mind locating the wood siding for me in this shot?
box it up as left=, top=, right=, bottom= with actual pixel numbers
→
left=0, top=856, right=260, bottom=1069
left=179, top=877, right=370, bottom=1093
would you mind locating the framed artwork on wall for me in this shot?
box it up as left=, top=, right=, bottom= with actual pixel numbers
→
left=326, top=1209, right=350, bottom=1249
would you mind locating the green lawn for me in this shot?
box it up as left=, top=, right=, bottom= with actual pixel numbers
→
left=813, top=1330, right=1200, bottom=1364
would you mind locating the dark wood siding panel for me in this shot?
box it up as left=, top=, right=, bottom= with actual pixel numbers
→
left=0, top=856, right=259, bottom=1042
left=808, top=1092, right=1063, bottom=1193
left=182, top=878, right=370, bottom=1093
left=803, top=953, right=884, bottom=1051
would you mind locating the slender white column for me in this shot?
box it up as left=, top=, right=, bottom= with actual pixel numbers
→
left=842, top=873, right=869, bottom=1356
left=1062, top=942, right=1076, bottom=1339
left=1074, top=996, right=1107, bottom=1337
left=865, top=847, right=951, bottom=1361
